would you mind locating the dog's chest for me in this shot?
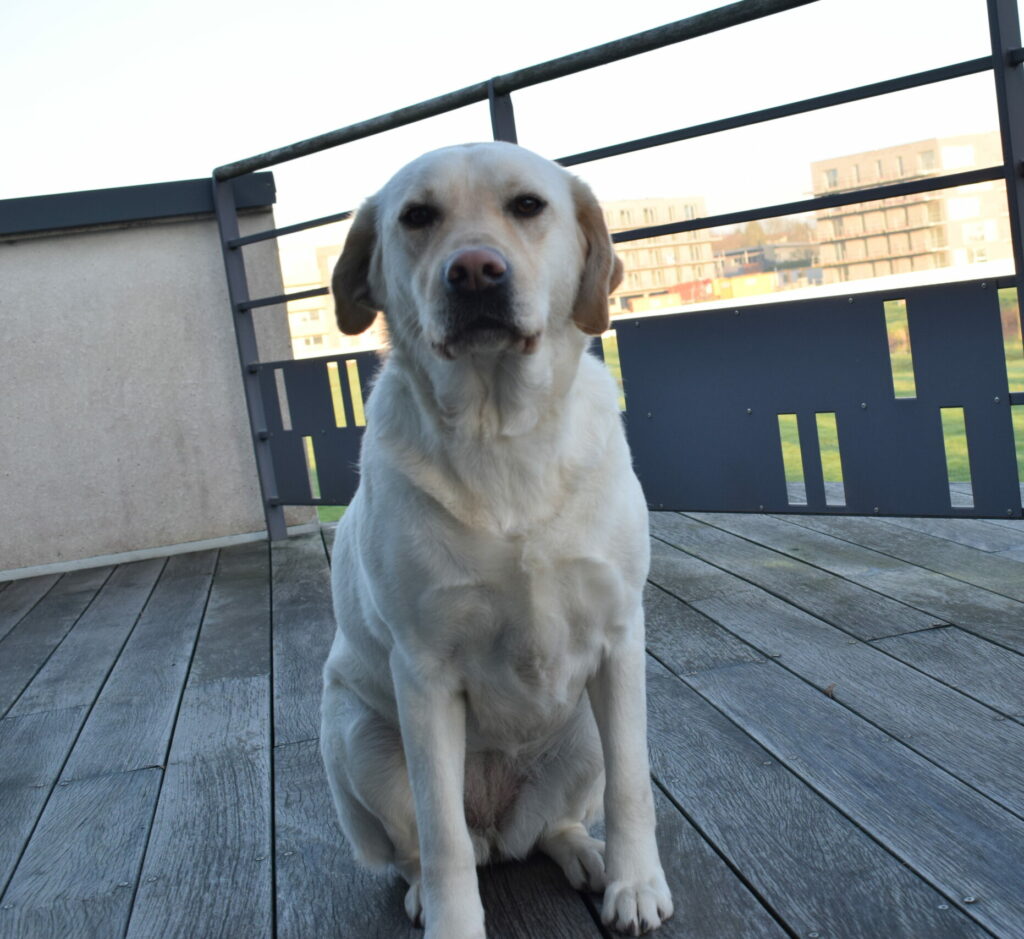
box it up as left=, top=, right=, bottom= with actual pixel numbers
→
left=422, top=544, right=628, bottom=747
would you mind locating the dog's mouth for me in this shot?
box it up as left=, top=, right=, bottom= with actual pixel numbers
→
left=433, top=314, right=540, bottom=360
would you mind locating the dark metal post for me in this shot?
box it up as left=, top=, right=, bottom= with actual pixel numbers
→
left=212, top=178, right=288, bottom=541
left=988, top=0, right=1024, bottom=319
left=487, top=79, right=518, bottom=143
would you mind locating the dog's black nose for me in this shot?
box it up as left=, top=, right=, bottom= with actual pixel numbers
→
left=443, top=248, right=509, bottom=293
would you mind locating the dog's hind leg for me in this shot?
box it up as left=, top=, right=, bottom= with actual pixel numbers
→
left=321, top=682, right=425, bottom=922
left=496, top=702, right=606, bottom=890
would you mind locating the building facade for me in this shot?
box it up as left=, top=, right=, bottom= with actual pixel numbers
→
left=602, top=197, right=718, bottom=314
left=811, top=133, right=1011, bottom=285
left=279, top=234, right=387, bottom=359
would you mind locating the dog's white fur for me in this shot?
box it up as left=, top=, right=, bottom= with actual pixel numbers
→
left=321, top=142, right=672, bottom=938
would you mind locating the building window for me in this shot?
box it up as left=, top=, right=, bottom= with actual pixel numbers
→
left=896, top=156, right=905, bottom=177
left=919, top=150, right=937, bottom=171
left=620, top=210, right=632, bottom=225
left=875, top=159, right=884, bottom=179
left=824, top=168, right=839, bottom=189
left=642, top=207, right=655, bottom=224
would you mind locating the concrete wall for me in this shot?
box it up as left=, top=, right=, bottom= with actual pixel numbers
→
left=0, top=204, right=314, bottom=574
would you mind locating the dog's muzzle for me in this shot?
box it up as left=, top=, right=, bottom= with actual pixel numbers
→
left=435, top=247, right=538, bottom=358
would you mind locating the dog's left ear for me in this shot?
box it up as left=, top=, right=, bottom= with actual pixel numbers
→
left=570, top=177, right=623, bottom=336
left=332, top=196, right=383, bottom=335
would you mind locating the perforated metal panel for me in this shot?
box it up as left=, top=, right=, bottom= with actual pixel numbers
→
left=257, top=350, right=379, bottom=506
left=616, top=277, right=1023, bottom=518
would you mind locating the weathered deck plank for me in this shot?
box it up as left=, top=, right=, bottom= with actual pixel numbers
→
left=61, top=550, right=217, bottom=781
left=648, top=535, right=1024, bottom=808
left=6, top=558, right=164, bottom=718
left=2, top=513, right=1023, bottom=938
left=0, top=768, right=161, bottom=937
left=686, top=659, right=1024, bottom=937
left=649, top=513, right=942, bottom=639
left=125, top=542, right=272, bottom=939
left=0, top=567, right=112, bottom=716
left=691, top=512, right=1024, bottom=652
left=0, top=575, right=59, bottom=644
left=784, top=513, right=1024, bottom=602
left=271, top=531, right=336, bottom=748
left=872, top=626, right=1024, bottom=719
left=882, top=514, right=1024, bottom=553
left=0, top=706, right=88, bottom=894
left=645, top=659, right=984, bottom=938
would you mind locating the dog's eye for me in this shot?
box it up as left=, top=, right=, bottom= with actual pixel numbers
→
left=399, top=204, right=439, bottom=229
left=510, top=194, right=545, bottom=218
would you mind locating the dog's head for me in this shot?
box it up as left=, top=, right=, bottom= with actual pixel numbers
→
left=331, top=142, right=623, bottom=360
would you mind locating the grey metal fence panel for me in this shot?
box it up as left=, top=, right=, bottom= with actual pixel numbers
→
left=616, top=278, right=1022, bottom=518
left=256, top=351, right=379, bottom=506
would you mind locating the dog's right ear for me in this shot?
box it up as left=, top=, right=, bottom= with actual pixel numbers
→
left=332, top=197, right=382, bottom=335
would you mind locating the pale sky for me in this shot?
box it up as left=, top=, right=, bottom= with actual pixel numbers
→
left=0, top=0, right=1016, bottom=228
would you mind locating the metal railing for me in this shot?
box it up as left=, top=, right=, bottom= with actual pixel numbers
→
left=213, top=0, right=1024, bottom=538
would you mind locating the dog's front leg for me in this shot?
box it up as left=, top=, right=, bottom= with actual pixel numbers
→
left=391, top=651, right=485, bottom=939
left=588, top=633, right=673, bottom=935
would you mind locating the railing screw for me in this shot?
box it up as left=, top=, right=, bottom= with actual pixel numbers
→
left=938, top=904, right=949, bottom=910
left=646, top=412, right=653, bottom=418
left=1009, top=509, right=1015, bottom=517
left=874, top=506, right=880, bottom=514
left=994, top=396, right=1001, bottom=403
left=746, top=408, right=753, bottom=415
left=860, top=402, right=868, bottom=409
left=847, top=297, right=854, bottom=303
left=962, top=896, right=978, bottom=904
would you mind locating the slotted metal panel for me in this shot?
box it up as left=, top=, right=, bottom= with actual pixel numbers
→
left=257, top=351, right=378, bottom=506
left=616, top=278, right=1022, bottom=518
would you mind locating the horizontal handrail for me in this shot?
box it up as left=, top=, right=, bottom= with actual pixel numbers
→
left=229, top=209, right=353, bottom=248
left=231, top=167, right=1003, bottom=313
left=237, top=286, right=329, bottom=312
left=611, top=165, right=1005, bottom=242
left=213, top=0, right=819, bottom=180
left=558, top=56, right=994, bottom=167
left=217, top=57, right=997, bottom=250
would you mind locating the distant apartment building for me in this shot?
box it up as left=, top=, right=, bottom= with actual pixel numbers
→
left=280, top=238, right=387, bottom=359
left=811, top=133, right=1011, bottom=284
left=602, top=197, right=718, bottom=313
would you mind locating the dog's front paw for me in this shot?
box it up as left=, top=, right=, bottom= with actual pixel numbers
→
left=602, top=872, right=673, bottom=935
left=421, top=892, right=486, bottom=939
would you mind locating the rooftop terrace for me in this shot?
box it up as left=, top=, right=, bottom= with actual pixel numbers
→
left=1, top=511, right=1022, bottom=938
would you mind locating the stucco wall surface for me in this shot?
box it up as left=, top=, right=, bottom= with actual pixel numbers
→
left=1, top=210, right=311, bottom=572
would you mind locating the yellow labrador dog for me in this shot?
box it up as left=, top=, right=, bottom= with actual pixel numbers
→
left=321, top=141, right=672, bottom=938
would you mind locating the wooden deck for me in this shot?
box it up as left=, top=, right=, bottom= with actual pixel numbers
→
left=1, top=512, right=1023, bottom=938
